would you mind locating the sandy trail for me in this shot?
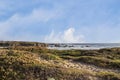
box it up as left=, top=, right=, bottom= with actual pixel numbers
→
left=61, top=60, right=120, bottom=73
left=37, top=57, right=120, bottom=73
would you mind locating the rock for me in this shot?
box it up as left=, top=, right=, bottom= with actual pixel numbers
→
left=47, top=77, right=55, bottom=80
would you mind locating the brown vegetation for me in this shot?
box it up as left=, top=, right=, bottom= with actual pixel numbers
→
left=0, top=41, right=120, bottom=80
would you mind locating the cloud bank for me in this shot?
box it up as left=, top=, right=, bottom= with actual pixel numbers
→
left=44, top=27, right=85, bottom=43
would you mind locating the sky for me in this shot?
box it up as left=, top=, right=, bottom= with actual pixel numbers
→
left=0, top=0, right=120, bottom=43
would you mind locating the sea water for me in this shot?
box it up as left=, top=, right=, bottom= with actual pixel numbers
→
left=47, top=43, right=120, bottom=50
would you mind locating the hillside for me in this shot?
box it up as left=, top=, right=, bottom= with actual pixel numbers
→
left=0, top=41, right=120, bottom=80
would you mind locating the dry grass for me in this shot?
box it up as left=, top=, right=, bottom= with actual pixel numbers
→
left=0, top=41, right=120, bottom=80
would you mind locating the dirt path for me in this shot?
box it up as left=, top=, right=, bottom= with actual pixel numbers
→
left=37, top=58, right=120, bottom=73
left=62, top=60, right=120, bottom=73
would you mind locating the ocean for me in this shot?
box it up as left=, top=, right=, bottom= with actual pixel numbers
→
left=47, top=43, right=120, bottom=50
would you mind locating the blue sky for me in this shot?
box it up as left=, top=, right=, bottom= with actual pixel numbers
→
left=0, top=0, right=120, bottom=43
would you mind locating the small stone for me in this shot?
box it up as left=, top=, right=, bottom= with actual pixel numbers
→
left=47, top=77, right=55, bottom=80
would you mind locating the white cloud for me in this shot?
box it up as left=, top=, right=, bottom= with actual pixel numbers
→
left=44, top=27, right=85, bottom=43
left=0, top=7, right=63, bottom=41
